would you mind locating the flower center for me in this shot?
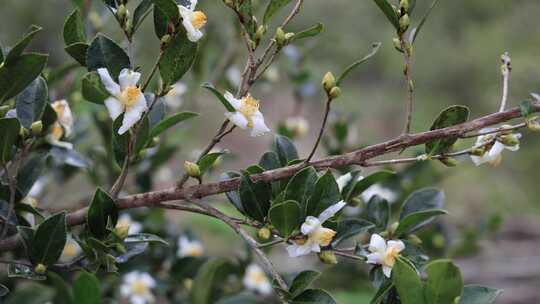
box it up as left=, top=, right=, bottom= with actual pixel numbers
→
left=238, top=94, right=259, bottom=128
left=190, top=11, right=207, bottom=29
left=51, top=122, right=64, bottom=140
left=312, top=227, right=336, bottom=247
left=121, top=86, right=142, bottom=108
left=249, top=271, right=267, bottom=285
left=382, top=246, right=401, bottom=267
left=186, top=245, right=203, bottom=257
left=63, top=243, right=79, bottom=258
left=131, top=280, right=149, bottom=296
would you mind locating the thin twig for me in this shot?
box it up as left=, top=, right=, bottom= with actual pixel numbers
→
left=305, top=97, right=332, bottom=163
left=142, top=51, right=164, bottom=92
left=399, top=34, right=414, bottom=135
left=499, top=52, right=512, bottom=112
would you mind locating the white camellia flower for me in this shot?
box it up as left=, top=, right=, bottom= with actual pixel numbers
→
left=120, top=271, right=156, bottom=304
left=286, top=201, right=346, bottom=257
left=366, top=234, right=405, bottom=278
left=163, top=82, right=187, bottom=109
left=58, top=236, right=82, bottom=264
left=243, top=264, right=272, bottom=295
left=470, top=128, right=521, bottom=166
left=177, top=236, right=204, bottom=258
left=178, top=0, right=207, bottom=42
left=226, top=67, right=242, bottom=87
left=116, top=214, right=143, bottom=235
left=223, top=92, right=270, bottom=137
left=47, top=99, right=74, bottom=149
left=97, top=68, right=148, bottom=135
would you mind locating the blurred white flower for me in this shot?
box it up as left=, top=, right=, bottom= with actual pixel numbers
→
left=366, top=234, right=405, bottom=278
left=58, top=236, right=82, bottom=263
left=285, top=116, right=309, bottom=137
left=223, top=92, right=270, bottom=137
left=116, top=214, right=143, bottom=235
left=120, top=271, right=156, bottom=304
left=286, top=201, right=346, bottom=257
left=163, top=82, right=187, bottom=109
left=336, top=172, right=354, bottom=191
left=177, top=236, right=204, bottom=258
left=20, top=196, right=38, bottom=227
left=361, top=184, right=398, bottom=203
left=243, top=264, right=272, bottom=295
left=47, top=99, right=74, bottom=149
left=470, top=128, right=521, bottom=166
left=226, top=67, right=242, bottom=88
left=178, top=0, right=207, bottom=42
left=98, top=68, right=148, bottom=135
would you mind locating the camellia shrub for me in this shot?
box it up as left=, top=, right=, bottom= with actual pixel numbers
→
left=0, top=0, right=538, bottom=303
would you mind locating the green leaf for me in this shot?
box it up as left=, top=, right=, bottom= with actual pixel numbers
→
left=289, top=23, right=324, bottom=42
left=285, top=166, right=318, bottom=212
left=159, top=31, right=197, bottom=86
left=221, top=171, right=244, bottom=213
left=392, top=258, right=425, bottom=304
left=259, top=151, right=281, bottom=170
left=0, top=118, right=21, bottom=163
left=133, top=0, right=154, bottom=32
left=293, top=289, right=337, bottom=304
left=366, top=195, right=390, bottom=230
left=197, top=152, right=225, bottom=175
left=306, top=170, right=341, bottom=217
left=81, top=71, right=109, bottom=104
left=459, top=285, right=502, bottom=304
left=269, top=200, right=302, bottom=237
left=151, top=0, right=179, bottom=23
left=86, top=188, right=118, bottom=239
left=410, top=0, right=441, bottom=44
left=30, top=212, right=67, bottom=266
left=17, top=153, right=48, bottom=196
left=134, top=116, right=150, bottom=153
left=424, top=260, right=463, bottom=304
left=370, top=280, right=394, bottom=304
left=17, top=226, right=35, bottom=258
left=337, top=42, right=381, bottom=85
left=263, top=0, right=292, bottom=24
left=65, top=42, right=89, bottom=66
left=371, top=0, right=399, bottom=30
left=395, top=209, right=447, bottom=236
left=63, top=10, right=86, bottom=46
left=15, top=76, right=48, bottom=129
left=239, top=172, right=272, bottom=222
left=273, top=135, right=299, bottom=166
left=344, top=170, right=395, bottom=203
left=201, top=83, right=235, bottom=112
left=5, top=25, right=42, bottom=64
left=0, top=284, right=8, bottom=297
left=152, top=4, right=169, bottom=38
left=332, top=219, right=374, bottom=246
left=0, top=53, right=48, bottom=102
left=124, top=233, right=169, bottom=246
left=86, top=34, right=131, bottom=79
left=112, top=114, right=130, bottom=165
left=191, top=258, right=231, bottom=304
left=290, top=271, right=321, bottom=298
left=520, top=100, right=534, bottom=118
left=73, top=271, right=101, bottom=304
left=425, top=106, right=470, bottom=156
left=48, top=272, right=75, bottom=304
left=0, top=42, right=3, bottom=63
left=149, top=111, right=198, bottom=138
left=238, top=0, right=256, bottom=39
left=401, top=188, right=444, bottom=218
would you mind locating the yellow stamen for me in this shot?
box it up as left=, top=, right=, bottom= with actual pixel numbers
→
left=186, top=246, right=203, bottom=257
left=249, top=270, right=267, bottom=285
left=131, top=280, right=148, bottom=295
left=191, top=11, right=207, bottom=29
left=121, top=86, right=142, bottom=108
left=51, top=122, right=64, bottom=140
left=382, top=246, right=401, bottom=267
left=62, top=243, right=79, bottom=258
left=238, top=94, right=260, bottom=128
left=312, top=228, right=336, bottom=247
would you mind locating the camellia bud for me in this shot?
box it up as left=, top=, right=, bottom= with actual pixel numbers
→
left=31, top=120, right=43, bottom=136
left=399, top=14, right=410, bottom=32
left=34, top=263, right=47, bottom=274
left=499, top=134, right=519, bottom=146
left=149, top=136, right=160, bottom=148
left=160, top=34, right=172, bottom=47
left=115, top=224, right=130, bottom=240
left=255, top=25, right=266, bottom=42
left=407, top=234, right=422, bottom=246
left=329, top=87, right=342, bottom=99
left=388, top=222, right=399, bottom=236
left=275, top=27, right=286, bottom=47
left=19, top=127, right=29, bottom=139
left=399, top=0, right=409, bottom=14
left=440, top=157, right=459, bottom=167
left=527, top=120, right=540, bottom=132
left=318, top=250, right=338, bottom=265
left=321, top=72, right=336, bottom=92
left=393, top=37, right=403, bottom=52
left=470, top=147, right=486, bottom=156
left=117, top=4, right=128, bottom=22
left=257, top=227, right=271, bottom=240
left=184, top=161, right=201, bottom=178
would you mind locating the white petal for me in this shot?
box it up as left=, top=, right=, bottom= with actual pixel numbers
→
left=118, top=95, right=147, bottom=135
left=118, top=69, right=141, bottom=90
left=366, top=252, right=383, bottom=265
left=382, top=265, right=393, bottom=278
left=301, top=216, right=320, bottom=235
left=189, top=0, right=198, bottom=10
left=368, top=234, right=387, bottom=253
left=259, top=281, right=273, bottom=295
left=120, top=284, right=130, bottom=296
left=104, top=97, right=124, bottom=120
left=224, top=91, right=242, bottom=109
left=97, top=68, right=121, bottom=96
left=225, top=111, right=249, bottom=129
left=250, top=114, right=270, bottom=137
left=310, top=242, right=321, bottom=253
left=182, top=15, right=203, bottom=42
left=318, top=201, right=346, bottom=223
left=286, top=243, right=312, bottom=257
left=470, top=154, right=487, bottom=166
left=336, top=173, right=352, bottom=191
left=387, top=240, right=405, bottom=253
left=505, top=144, right=520, bottom=152
left=487, top=142, right=505, bottom=160
left=46, top=136, right=73, bottom=150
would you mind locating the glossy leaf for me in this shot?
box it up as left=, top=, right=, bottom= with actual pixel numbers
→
left=289, top=23, right=324, bottom=42
left=285, top=166, right=318, bottom=212
left=5, top=25, right=42, bottom=63
left=425, top=106, right=470, bottom=156
left=337, top=42, right=381, bottom=85
left=17, top=226, right=35, bottom=258
left=133, top=0, right=154, bottom=32
left=293, top=289, right=336, bottom=304
left=0, top=53, right=48, bottom=102
left=306, top=170, right=341, bottom=217
left=424, top=260, right=463, bottom=304
left=17, top=153, right=48, bottom=196
left=86, top=188, right=118, bottom=239
left=63, top=10, right=86, bottom=46
left=273, top=135, right=299, bottom=166
left=366, top=195, right=390, bottom=230
left=15, top=76, right=48, bottom=129
left=221, top=171, right=244, bottom=213
left=459, top=285, right=502, bottom=304
left=259, top=151, right=281, bottom=170
left=0, top=118, right=21, bottom=163
left=392, top=258, right=425, bottom=304
left=73, top=271, right=101, bottom=304
left=269, top=200, right=302, bottom=237
left=191, top=258, right=231, bottom=304
left=239, top=172, right=272, bottom=221
left=369, top=279, right=394, bottom=304
left=290, top=270, right=322, bottom=298
left=65, top=42, right=89, bottom=66
left=81, top=71, right=109, bottom=104
left=201, top=83, right=235, bottom=112
left=263, top=0, right=292, bottom=24
left=332, top=219, right=374, bottom=247
left=396, top=209, right=447, bottom=236
left=87, top=34, right=131, bottom=79
left=344, top=170, right=395, bottom=202
left=30, top=212, right=67, bottom=266
left=400, top=188, right=444, bottom=218
left=149, top=111, right=198, bottom=138
left=151, top=0, right=179, bottom=23
left=372, top=0, right=399, bottom=30
left=159, top=31, right=197, bottom=86
left=197, top=152, right=225, bottom=175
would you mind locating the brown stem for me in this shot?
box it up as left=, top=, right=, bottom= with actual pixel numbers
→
left=305, top=97, right=332, bottom=163
left=400, top=34, right=414, bottom=135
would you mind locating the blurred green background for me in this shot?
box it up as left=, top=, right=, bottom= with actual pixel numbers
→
left=1, top=0, right=540, bottom=303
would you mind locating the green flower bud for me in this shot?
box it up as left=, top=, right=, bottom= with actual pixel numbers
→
left=19, top=127, right=29, bottom=139
left=407, top=234, right=422, bottom=246
left=149, top=136, right=160, bottom=148
left=117, top=4, right=128, bottom=22
left=115, top=224, right=130, bottom=240
left=160, top=34, right=172, bottom=47
left=31, top=120, right=43, bottom=136
left=440, top=157, right=459, bottom=167
left=184, top=161, right=201, bottom=178
left=388, top=222, right=399, bottom=235
left=318, top=250, right=338, bottom=265
left=275, top=27, right=286, bottom=47
left=471, top=147, right=486, bottom=156
left=399, top=0, right=409, bottom=14
left=499, top=134, right=519, bottom=146
left=284, top=32, right=295, bottom=40
left=34, top=263, right=47, bottom=274
left=255, top=25, right=266, bottom=42
left=393, top=37, right=403, bottom=52
left=527, top=120, right=540, bottom=132
left=321, top=72, right=336, bottom=92
left=329, top=86, right=342, bottom=99
left=257, top=227, right=271, bottom=240
left=399, top=14, right=410, bottom=32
